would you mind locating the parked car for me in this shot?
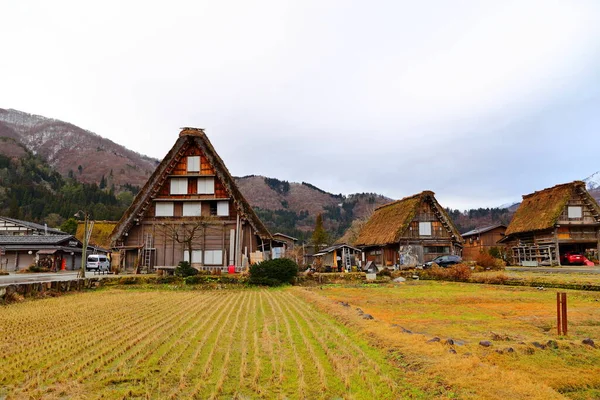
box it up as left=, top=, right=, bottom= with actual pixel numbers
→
left=560, top=251, right=585, bottom=265
left=422, top=255, right=462, bottom=269
left=86, top=254, right=110, bottom=272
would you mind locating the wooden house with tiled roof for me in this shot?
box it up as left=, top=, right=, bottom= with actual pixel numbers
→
left=461, top=224, right=507, bottom=261
left=500, top=181, right=600, bottom=266
left=354, top=191, right=462, bottom=267
left=111, top=128, right=274, bottom=272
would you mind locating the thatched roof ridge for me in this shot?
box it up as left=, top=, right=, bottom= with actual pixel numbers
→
left=504, top=181, right=600, bottom=236
left=111, top=128, right=271, bottom=246
left=354, top=190, right=461, bottom=247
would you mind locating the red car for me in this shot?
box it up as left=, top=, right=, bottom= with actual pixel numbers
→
left=561, top=251, right=585, bottom=265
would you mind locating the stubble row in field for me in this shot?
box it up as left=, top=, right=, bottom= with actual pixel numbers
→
left=0, top=288, right=422, bottom=399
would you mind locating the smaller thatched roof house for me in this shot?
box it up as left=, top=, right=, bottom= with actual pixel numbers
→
left=501, top=181, right=600, bottom=266
left=355, top=191, right=462, bottom=266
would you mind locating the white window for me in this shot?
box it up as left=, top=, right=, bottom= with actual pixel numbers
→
left=204, top=250, right=223, bottom=265
left=155, top=202, right=174, bottom=217
left=183, top=249, right=202, bottom=263
left=568, top=206, right=582, bottom=219
left=217, top=201, right=229, bottom=216
left=197, top=177, right=215, bottom=194
left=187, top=156, right=200, bottom=172
left=183, top=202, right=202, bottom=217
left=170, top=178, right=188, bottom=195
left=419, top=222, right=432, bottom=236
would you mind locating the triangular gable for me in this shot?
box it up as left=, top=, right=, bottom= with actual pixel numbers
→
left=355, top=191, right=461, bottom=246
left=111, top=128, right=271, bottom=245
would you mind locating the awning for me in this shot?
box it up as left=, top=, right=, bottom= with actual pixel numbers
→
left=37, top=249, right=58, bottom=255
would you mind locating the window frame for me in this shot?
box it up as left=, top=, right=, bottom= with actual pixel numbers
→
left=170, top=178, right=188, bottom=195
left=197, top=177, right=215, bottom=194
left=567, top=206, right=583, bottom=219
left=187, top=156, right=200, bottom=173
left=182, top=202, right=202, bottom=217
left=419, top=221, right=432, bottom=236
left=217, top=201, right=229, bottom=216
left=204, top=249, right=223, bottom=265
left=155, top=202, right=174, bottom=217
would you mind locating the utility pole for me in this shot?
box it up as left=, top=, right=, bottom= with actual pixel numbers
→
left=75, top=211, right=89, bottom=279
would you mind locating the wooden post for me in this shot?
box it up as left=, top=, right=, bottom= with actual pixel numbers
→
left=557, top=292, right=568, bottom=335
left=554, top=227, right=561, bottom=266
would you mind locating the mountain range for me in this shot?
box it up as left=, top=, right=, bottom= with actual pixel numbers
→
left=1, top=107, right=599, bottom=241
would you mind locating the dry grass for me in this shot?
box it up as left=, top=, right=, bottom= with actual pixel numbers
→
left=0, top=288, right=426, bottom=399
left=298, top=282, right=600, bottom=399
left=477, top=270, right=600, bottom=287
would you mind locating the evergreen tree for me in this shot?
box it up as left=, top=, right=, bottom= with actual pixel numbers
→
left=311, top=213, right=328, bottom=251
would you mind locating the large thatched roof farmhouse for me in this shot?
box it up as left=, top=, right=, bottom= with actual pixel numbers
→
left=500, top=181, right=600, bottom=266
left=111, top=128, right=273, bottom=272
left=355, top=191, right=462, bottom=267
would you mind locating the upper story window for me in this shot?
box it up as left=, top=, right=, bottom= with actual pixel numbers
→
left=419, top=222, right=432, bottom=236
left=187, top=156, right=200, bottom=172
left=170, top=178, right=188, bottom=195
left=183, top=202, right=202, bottom=217
left=568, top=206, right=582, bottom=219
left=217, top=201, right=229, bottom=216
left=155, top=202, right=174, bottom=217
left=198, top=177, right=215, bottom=194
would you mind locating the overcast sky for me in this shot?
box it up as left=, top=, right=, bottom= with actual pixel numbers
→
left=2, top=0, right=600, bottom=210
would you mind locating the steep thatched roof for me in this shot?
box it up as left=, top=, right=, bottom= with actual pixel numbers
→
left=354, top=191, right=461, bottom=246
left=76, top=221, right=117, bottom=249
left=111, top=128, right=271, bottom=245
left=504, top=181, right=600, bottom=236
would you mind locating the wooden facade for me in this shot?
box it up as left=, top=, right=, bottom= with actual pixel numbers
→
left=461, top=224, right=506, bottom=261
left=355, top=191, right=462, bottom=267
left=500, top=181, right=600, bottom=266
left=313, top=244, right=362, bottom=271
left=111, top=128, right=273, bottom=272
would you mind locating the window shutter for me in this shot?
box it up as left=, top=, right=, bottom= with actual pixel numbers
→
left=155, top=202, right=174, bottom=217
left=170, top=178, right=188, bottom=195
left=182, top=202, right=202, bottom=216
left=197, top=177, right=215, bottom=194
left=217, top=201, right=229, bottom=216
left=187, top=156, right=200, bottom=172
left=419, top=222, right=432, bottom=236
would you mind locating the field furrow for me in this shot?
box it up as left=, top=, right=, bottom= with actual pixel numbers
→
left=0, top=287, right=412, bottom=399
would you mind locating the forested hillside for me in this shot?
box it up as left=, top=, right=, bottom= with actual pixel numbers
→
left=446, top=207, right=514, bottom=234
left=0, top=138, right=138, bottom=230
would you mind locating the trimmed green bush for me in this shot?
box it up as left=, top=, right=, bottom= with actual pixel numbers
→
left=174, top=261, right=198, bottom=277
left=249, top=258, right=299, bottom=286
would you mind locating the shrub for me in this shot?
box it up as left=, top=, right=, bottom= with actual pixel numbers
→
left=475, top=252, right=497, bottom=269
left=492, top=258, right=507, bottom=270
left=472, top=273, right=510, bottom=285
left=249, top=258, right=299, bottom=286
left=379, top=267, right=392, bottom=277
left=174, top=261, right=198, bottom=277
left=425, top=263, right=472, bottom=282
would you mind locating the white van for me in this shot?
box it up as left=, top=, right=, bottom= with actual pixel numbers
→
left=86, top=254, right=110, bottom=272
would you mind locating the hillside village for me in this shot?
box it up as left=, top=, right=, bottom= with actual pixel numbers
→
left=4, top=3, right=600, bottom=398
left=1, top=124, right=599, bottom=274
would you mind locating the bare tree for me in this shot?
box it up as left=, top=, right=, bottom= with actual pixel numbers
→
left=158, top=216, right=219, bottom=266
